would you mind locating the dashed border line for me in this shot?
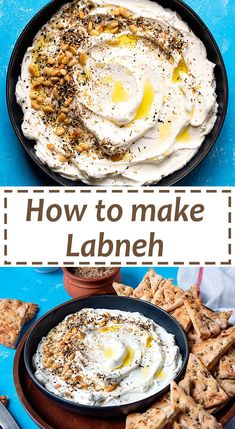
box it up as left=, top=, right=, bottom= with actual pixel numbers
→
left=2, top=188, right=232, bottom=266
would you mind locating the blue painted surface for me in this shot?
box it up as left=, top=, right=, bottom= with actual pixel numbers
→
left=0, top=267, right=178, bottom=429
left=0, top=0, right=234, bottom=186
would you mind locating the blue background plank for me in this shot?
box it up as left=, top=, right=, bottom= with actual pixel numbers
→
left=0, top=0, right=234, bottom=186
left=0, top=267, right=178, bottom=429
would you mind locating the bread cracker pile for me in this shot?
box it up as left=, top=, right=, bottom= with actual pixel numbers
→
left=113, top=269, right=235, bottom=428
left=0, top=299, right=38, bottom=349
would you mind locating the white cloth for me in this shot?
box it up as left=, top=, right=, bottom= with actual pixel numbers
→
left=177, top=268, right=235, bottom=324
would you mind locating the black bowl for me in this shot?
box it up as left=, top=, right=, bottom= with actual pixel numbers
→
left=24, top=295, right=189, bottom=417
left=7, top=0, right=228, bottom=186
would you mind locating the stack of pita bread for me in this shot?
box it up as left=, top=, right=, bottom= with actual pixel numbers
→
left=113, top=269, right=235, bottom=428
left=0, top=299, right=38, bottom=349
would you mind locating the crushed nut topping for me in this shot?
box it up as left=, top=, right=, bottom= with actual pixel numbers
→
left=26, top=0, right=185, bottom=164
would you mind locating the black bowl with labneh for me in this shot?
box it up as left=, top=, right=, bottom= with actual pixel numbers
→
left=7, top=0, right=228, bottom=186
left=24, top=295, right=189, bottom=416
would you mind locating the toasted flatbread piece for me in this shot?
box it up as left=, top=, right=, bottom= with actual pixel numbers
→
left=126, top=404, right=176, bottom=429
left=133, top=269, right=157, bottom=299
left=218, top=347, right=235, bottom=379
left=150, top=276, right=173, bottom=296
left=178, top=376, right=191, bottom=395
left=0, top=299, right=38, bottom=324
left=207, top=399, right=230, bottom=415
left=216, top=378, right=235, bottom=398
left=142, top=268, right=157, bottom=281
left=133, top=283, right=153, bottom=299
left=140, top=291, right=153, bottom=302
left=0, top=395, right=7, bottom=406
left=170, top=381, right=222, bottom=429
left=184, top=285, right=198, bottom=300
left=184, top=298, right=232, bottom=340
left=192, top=326, right=235, bottom=370
left=170, top=305, right=191, bottom=332
left=182, top=353, right=228, bottom=409
left=187, top=326, right=201, bottom=350
left=149, top=276, right=163, bottom=295
left=0, top=299, right=29, bottom=348
left=126, top=392, right=174, bottom=429
left=25, top=303, right=39, bottom=322
left=112, top=282, right=134, bottom=297
left=172, top=423, right=181, bottom=429
left=152, top=282, right=185, bottom=312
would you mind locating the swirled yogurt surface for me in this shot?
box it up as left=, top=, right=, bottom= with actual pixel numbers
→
left=33, top=308, right=182, bottom=406
left=16, top=0, right=217, bottom=185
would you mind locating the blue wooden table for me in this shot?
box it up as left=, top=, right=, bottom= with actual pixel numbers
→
left=0, top=0, right=234, bottom=186
left=0, top=267, right=178, bottom=429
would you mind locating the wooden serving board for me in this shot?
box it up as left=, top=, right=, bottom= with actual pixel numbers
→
left=14, top=332, right=235, bottom=429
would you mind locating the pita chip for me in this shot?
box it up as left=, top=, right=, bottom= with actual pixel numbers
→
left=0, top=299, right=38, bottom=324
left=192, top=326, right=235, bottom=370
left=170, top=381, right=222, bottom=429
left=0, top=299, right=29, bottom=348
left=150, top=276, right=173, bottom=296
left=182, top=353, right=228, bottom=409
left=216, top=378, right=235, bottom=398
left=152, top=282, right=185, bottom=312
left=214, top=371, right=235, bottom=398
left=207, top=399, right=231, bottom=415
left=112, top=282, right=134, bottom=297
left=0, top=396, right=7, bottom=406
left=142, top=268, right=157, bottom=280
left=211, top=363, right=235, bottom=398
left=172, top=423, right=181, bottom=429
left=126, top=394, right=177, bottom=429
left=187, top=326, right=201, bottom=350
left=25, top=303, right=39, bottom=322
left=183, top=285, right=198, bottom=300
left=170, top=305, right=192, bottom=332
left=126, top=407, right=176, bottom=429
left=218, top=347, right=235, bottom=379
left=133, top=269, right=156, bottom=299
left=178, top=376, right=191, bottom=396
left=184, top=298, right=232, bottom=340
left=140, top=291, right=153, bottom=302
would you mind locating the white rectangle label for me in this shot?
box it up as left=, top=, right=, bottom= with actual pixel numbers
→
left=0, top=187, right=233, bottom=266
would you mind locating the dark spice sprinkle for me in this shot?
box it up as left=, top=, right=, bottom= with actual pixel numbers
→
left=26, top=0, right=197, bottom=170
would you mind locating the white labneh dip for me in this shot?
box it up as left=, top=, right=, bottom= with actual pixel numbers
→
left=16, top=0, right=217, bottom=185
left=33, top=308, right=182, bottom=406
